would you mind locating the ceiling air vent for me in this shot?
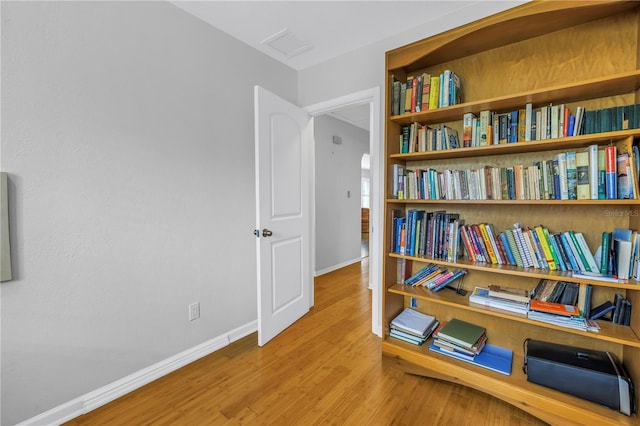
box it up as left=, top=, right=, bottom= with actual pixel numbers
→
left=261, top=28, right=313, bottom=59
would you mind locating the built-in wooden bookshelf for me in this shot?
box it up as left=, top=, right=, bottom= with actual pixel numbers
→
left=382, top=1, right=640, bottom=425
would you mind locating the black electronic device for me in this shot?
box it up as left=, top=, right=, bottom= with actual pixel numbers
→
left=523, top=339, right=635, bottom=416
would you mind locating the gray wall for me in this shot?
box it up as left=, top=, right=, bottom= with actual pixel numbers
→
left=0, top=1, right=297, bottom=424
left=314, top=116, right=369, bottom=273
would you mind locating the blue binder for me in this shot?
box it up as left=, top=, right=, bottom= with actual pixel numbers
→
left=429, top=341, right=513, bottom=376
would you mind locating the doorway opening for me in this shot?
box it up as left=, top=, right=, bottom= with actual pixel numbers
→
left=304, top=87, right=382, bottom=336
left=361, top=153, right=370, bottom=259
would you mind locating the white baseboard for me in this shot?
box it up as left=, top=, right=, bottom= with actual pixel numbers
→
left=315, top=256, right=362, bottom=276
left=18, top=321, right=258, bottom=426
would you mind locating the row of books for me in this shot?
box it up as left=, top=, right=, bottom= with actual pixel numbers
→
left=399, top=122, right=459, bottom=153
left=390, top=70, right=462, bottom=116
left=392, top=145, right=639, bottom=201
left=532, top=279, right=580, bottom=306
left=393, top=208, right=636, bottom=281
left=461, top=222, right=602, bottom=275
left=391, top=209, right=462, bottom=261
left=599, top=227, right=640, bottom=280
left=397, top=100, right=640, bottom=152
left=462, top=103, right=640, bottom=148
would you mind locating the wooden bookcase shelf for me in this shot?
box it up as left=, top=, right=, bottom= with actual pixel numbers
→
left=388, top=252, right=640, bottom=288
left=390, top=70, right=640, bottom=125
left=382, top=1, right=640, bottom=425
left=388, top=283, right=640, bottom=348
left=387, top=198, right=640, bottom=206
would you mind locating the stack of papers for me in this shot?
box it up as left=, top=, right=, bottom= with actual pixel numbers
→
left=469, top=286, right=529, bottom=315
left=527, top=310, right=589, bottom=331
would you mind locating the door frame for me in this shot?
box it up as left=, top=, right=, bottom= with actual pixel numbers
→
left=303, top=86, right=382, bottom=337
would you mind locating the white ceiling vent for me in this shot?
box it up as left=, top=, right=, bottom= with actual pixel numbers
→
left=261, top=28, right=313, bottom=59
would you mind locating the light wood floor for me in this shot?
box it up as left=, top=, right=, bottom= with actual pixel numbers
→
left=66, top=259, right=547, bottom=426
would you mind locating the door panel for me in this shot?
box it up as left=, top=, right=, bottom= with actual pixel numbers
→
left=254, top=86, right=311, bottom=346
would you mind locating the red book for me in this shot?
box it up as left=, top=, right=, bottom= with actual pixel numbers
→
left=411, top=77, right=418, bottom=113
left=459, top=225, right=476, bottom=262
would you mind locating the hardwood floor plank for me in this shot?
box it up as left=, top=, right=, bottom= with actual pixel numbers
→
left=65, top=259, right=547, bottom=425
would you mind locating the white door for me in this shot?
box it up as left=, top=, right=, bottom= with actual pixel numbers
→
left=254, top=86, right=312, bottom=346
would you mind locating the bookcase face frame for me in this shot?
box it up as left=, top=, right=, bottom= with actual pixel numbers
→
left=381, top=2, right=640, bottom=425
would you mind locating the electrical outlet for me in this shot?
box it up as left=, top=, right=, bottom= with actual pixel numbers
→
left=189, top=302, right=200, bottom=321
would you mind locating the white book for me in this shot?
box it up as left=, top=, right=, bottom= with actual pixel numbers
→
left=588, top=145, right=598, bottom=199
left=479, top=110, right=490, bottom=146
left=525, top=103, right=533, bottom=141
left=469, top=287, right=529, bottom=315
left=573, top=106, right=584, bottom=136
left=513, top=226, right=533, bottom=267
left=554, top=153, right=569, bottom=200
left=575, top=232, right=599, bottom=272
left=478, top=169, right=487, bottom=200
left=550, top=105, right=559, bottom=138
left=540, top=106, right=548, bottom=139
left=615, top=238, right=632, bottom=280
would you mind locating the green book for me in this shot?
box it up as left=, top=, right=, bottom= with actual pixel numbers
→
left=542, top=227, right=561, bottom=269
left=600, top=232, right=611, bottom=275
left=436, top=318, right=486, bottom=350
left=568, top=230, right=591, bottom=272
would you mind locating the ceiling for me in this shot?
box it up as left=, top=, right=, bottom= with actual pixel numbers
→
left=171, top=1, right=525, bottom=130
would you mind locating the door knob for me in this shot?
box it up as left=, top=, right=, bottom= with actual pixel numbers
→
left=262, top=228, right=273, bottom=237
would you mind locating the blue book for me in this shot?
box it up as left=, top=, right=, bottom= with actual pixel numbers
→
left=548, top=234, right=567, bottom=271
left=567, top=115, right=575, bottom=136
left=390, top=330, right=425, bottom=346
left=410, top=210, right=418, bottom=256
left=559, top=233, right=580, bottom=272
left=583, top=284, right=593, bottom=319
left=395, top=217, right=405, bottom=253
left=428, top=341, right=513, bottom=376
left=498, top=232, right=516, bottom=265
left=589, top=300, right=615, bottom=320
left=404, top=263, right=438, bottom=285
left=509, top=110, right=519, bottom=142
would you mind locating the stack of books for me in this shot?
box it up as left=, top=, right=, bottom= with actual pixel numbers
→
left=389, top=308, right=439, bottom=346
left=431, top=318, right=487, bottom=360
left=400, top=261, right=467, bottom=292
left=428, top=318, right=514, bottom=376
left=527, top=280, right=599, bottom=332
left=469, top=285, right=529, bottom=315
